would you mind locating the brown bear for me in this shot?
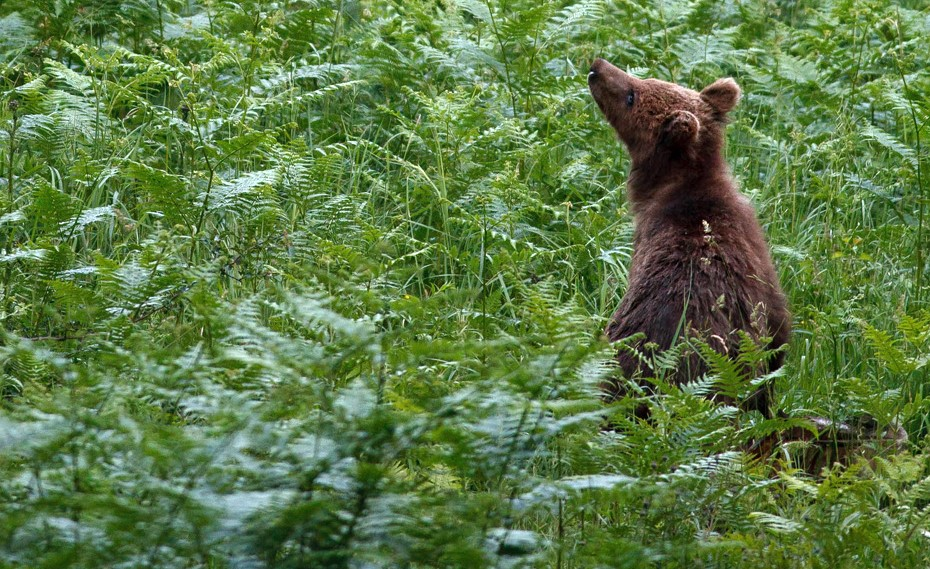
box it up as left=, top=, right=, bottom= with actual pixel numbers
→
left=588, top=58, right=790, bottom=417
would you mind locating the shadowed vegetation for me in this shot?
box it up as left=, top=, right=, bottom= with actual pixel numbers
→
left=0, top=0, right=929, bottom=567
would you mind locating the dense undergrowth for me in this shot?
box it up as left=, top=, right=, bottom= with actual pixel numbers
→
left=1, top=0, right=930, bottom=567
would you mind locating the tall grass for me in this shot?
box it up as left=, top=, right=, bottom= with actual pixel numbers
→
left=0, top=0, right=929, bottom=567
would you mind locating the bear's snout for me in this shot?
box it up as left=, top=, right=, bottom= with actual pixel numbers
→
left=588, top=58, right=607, bottom=84
left=587, top=58, right=632, bottom=93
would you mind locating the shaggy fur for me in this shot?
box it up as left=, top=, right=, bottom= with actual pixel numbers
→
left=588, top=58, right=790, bottom=416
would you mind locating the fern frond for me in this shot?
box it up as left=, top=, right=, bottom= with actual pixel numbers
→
left=203, top=168, right=282, bottom=213
left=543, top=0, right=606, bottom=45
left=863, top=324, right=913, bottom=375
left=861, top=123, right=918, bottom=168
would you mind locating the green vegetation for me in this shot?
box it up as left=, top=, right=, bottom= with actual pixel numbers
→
left=1, top=0, right=929, bottom=566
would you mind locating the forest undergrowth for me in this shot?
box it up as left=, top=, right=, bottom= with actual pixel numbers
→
left=1, top=0, right=930, bottom=567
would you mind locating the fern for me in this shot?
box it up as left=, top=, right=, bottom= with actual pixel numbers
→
left=861, top=123, right=919, bottom=168
left=864, top=318, right=930, bottom=377
left=2, top=0, right=930, bottom=567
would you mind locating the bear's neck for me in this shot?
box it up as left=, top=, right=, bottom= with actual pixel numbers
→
left=626, top=147, right=731, bottom=212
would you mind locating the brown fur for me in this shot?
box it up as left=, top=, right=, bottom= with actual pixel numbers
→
left=588, top=59, right=790, bottom=416
left=753, top=416, right=908, bottom=475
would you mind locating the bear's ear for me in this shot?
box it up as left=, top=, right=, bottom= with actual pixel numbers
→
left=701, top=78, right=741, bottom=115
left=660, top=110, right=700, bottom=147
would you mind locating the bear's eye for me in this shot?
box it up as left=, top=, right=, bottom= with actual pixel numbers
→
left=626, top=90, right=635, bottom=107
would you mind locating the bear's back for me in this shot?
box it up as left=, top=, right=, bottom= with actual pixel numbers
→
left=606, top=181, right=790, bottom=408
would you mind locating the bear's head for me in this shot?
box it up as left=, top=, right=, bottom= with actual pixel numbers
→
left=588, top=58, right=740, bottom=174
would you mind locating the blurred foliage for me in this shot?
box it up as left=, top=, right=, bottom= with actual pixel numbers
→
left=0, top=0, right=929, bottom=567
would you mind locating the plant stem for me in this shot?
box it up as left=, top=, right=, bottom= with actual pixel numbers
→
left=484, top=0, right=518, bottom=114
left=892, top=52, right=926, bottom=307
left=7, top=105, right=17, bottom=214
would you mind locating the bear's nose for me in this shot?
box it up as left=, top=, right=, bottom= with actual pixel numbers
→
left=588, top=58, right=606, bottom=83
